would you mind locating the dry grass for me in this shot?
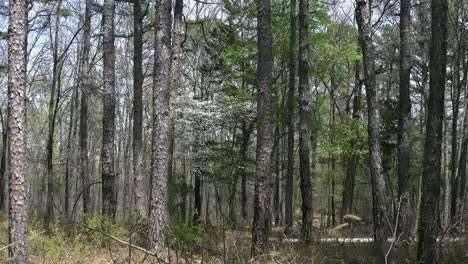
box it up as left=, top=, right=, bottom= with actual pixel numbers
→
left=0, top=216, right=323, bottom=264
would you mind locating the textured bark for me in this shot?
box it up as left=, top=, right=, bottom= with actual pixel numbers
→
left=7, top=0, right=29, bottom=261
left=102, top=0, right=117, bottom=218
left=397, top=0, right=412, bottom=237
left=417, top=0, right=448, bottom=262
left=133, top=0, right=145, bottom=217
left=169, top=0, right=184, bottom=220
left=80, top=0, right=92, bottom=216
left=341, top=62, right=362, bottom=219
left=298, top=0, right=313, bottom=243
left=285, top=0, right=296, bottom=237
left=273, top=125, right=281, bottom=226
left=251, top=0, right=273, bottom=256
left=355, top=1, right=387, bottom=262
left=149, top=0, right=172, bottom=251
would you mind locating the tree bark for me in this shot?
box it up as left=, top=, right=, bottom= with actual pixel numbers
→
left=251, top=0, right=273, bottom=256
left=102, top=0, right=117, bottom=218
left=133, top=0, right=145, bottom=217
left=355, top=0, right=387, bottom=262
left=7, top=0, right=29, bottom=260
left=397, top=0, right=412, bottom=237
left=169, top=0, right=184, bottom=220
left=80, top=0, right=92, bottom=217
left=285, top=0, right=296, bottom=237
left=149, top=0, right=172, bottom=252
left=298, top=0, right=313, bottom=242
left=417, top=0, right=448, bottom=262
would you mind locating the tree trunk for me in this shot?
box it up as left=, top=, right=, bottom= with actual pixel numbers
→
left=45, top=0, right=63, bottom=232
left=149, top=0, right=172, bottom=252
left=449, top=52, right=461, bottom=224
left=251, top=0, right=273, bottom=256
left=0, top=109, right=7, bottom=212
left=132, top=0, right=145, bottom=217
left=298, top=0, right=313, bottom=242
left=65, top=87, right=78, bottom=219
left=417, top=0, right=448, bottom=262
left=7, top=0, right=29, bottom=260
left=274, top=125, right=281, bottom=226
left=341, top=61, right=362, bottom=219
left=240, top=121, right=253, bottom=222
left=397, top=0, right=412, bottom=237
left=80, top=0, right=92, bottom=217
left=168, top=0, right=183, bottom=220
left=285, top=0, right=296, bottom=237
left=355, top=0, right=387, bottom=262
left=102, top=0, right=117, bottom=218
left=193, top=137, right=202, bottom=223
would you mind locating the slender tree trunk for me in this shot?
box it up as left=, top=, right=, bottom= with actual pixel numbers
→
left=285, top=0, right=296, bottom=237
left=0, top=109, right=7, bottom=212
left=397, top=0, right=412, bottom=237
left=80, top=0, right=92, bottom=217
left=417, top=0, right=448, bottom=262
left=45, top=0, right=63, bottom=232
left=240, top=121, right=253, bottom=222
left=341, top=62, right=362, bottom=219
left=149, top=0, right=172, bottom=251
left=102, top=0, right=117, bottom=218
left=355, top=0, right=387, bottom=261
left=133, top=0, right=145, bottom=217
left=298, top=0, right=313, bottom=242
left=449, top=56, right=461, bottom=224
left=65, top=87, right=78, bottom=219
left=251, top=0, right=273, bottom=256
left=7, top=0, right=29, bottom=260
left=193, top=136, right=202, bottom=223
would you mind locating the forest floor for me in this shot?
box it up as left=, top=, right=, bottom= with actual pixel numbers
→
left=1, top=214, right=468, bottom=263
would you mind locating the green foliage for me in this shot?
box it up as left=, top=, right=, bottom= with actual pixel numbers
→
left=80, top=215, right=128, bottom=245
left=57, top=8, right=74, bottom=18
left=167, top=223, right=204, bottom=256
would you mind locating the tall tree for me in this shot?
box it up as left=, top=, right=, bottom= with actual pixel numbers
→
left=341, top=61, right=362, bottom=219
left=169, top=0, right=184, bottom=219
left=397, top=0, right=412, bottom=236
left=102, top=0, right=117, bottom=218
left=251, top=0, right=273, bottom=256
left=298, top=0, right=313, bottom=242
left=284, top=0, right=296, bottom=237
left=149, top=0, right=172, bottom=251
left=417, top=0, right=448, bottom=261
left=355, top=0, right=387, bottom=261
left=45, top=0, right=64, bottom=232
left=133, top=0, right=145, bottom=216
left=80, top=0, right=92, bottom=216
left=7, top=0, right=29, bottom=261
